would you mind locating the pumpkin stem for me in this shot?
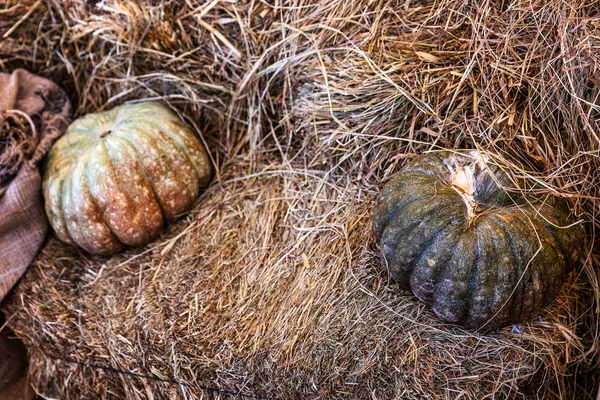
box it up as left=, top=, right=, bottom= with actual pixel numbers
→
left=100, top=130, right=111, bottom=138
left=445, top=153, right=483, bottom=227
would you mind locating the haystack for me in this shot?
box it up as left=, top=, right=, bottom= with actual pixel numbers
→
left=1, top=0, right=599, bottom=398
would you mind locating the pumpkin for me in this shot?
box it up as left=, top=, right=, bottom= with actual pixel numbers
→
left=373, top=150, right=585, bottom=329
left=43, top=102, right=212, bottom=255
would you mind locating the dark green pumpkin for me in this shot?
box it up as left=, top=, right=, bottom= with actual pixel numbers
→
left=373, top=150, right=585, bottom=329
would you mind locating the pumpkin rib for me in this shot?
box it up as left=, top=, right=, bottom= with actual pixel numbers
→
left=53, top=172, right=76, bottom=245
left=85, top=141, right=149, bottom=249
left=477, top=174, right=506, bottom=206
left=380, top=190, right=457, bottom=249
left=410, top=222, right=463, bottom=305
left=86, top=140, right=139, bottom=245
left=522, top=213, right=560, bottom=312
left=74, top=156, right=123, bottom=254
left=514, top=213, right=546, bottom=321
left=538, top=209, right=570, bottom=259
left=538, top=202, right=584, bottom=269
left=375, top=173, right=440, bottom=205
left=400, top=156, right=447, bottom=179
left=105, top=131, right=171, bottom=222
left=476, top=217, right=518, bottom=327
left=373, top=181, right=439, bottom=240
left=103, top=135, right=164, bottom=238
left=111, top=125, right=191, bottom=220
left=523, top=257, right=538, bottom=322
left=475, top=166, right=523, bottom=208
left=134, top=120, right=201, bottom=200
left=44, top=174, right=74, bottom=245
left=491, top=217, right=519, bottom=325
left=504, top=210, right=541, bottom=321
left=159, top=119, right=212, bottom=186
left=67, top=162, right=95, bottom=253
left=529, top=214, right=564, bottom=307
left=61, top=165, right=90, bottom=251
left=43, top=134, right=96, bottom=245
left=461, top=232, right=482, bottom=326
left=413, top=217, right=464, bottom=270
left=471, top=164, right=499, bottom=205
left=100, top=137, right=164, bottom=246
left=381, top=192, right=463, bottom=285
left=488, top=213, right=527, bottom=324
left=375, top=173, right=428, bottom=203
left=130, top=123, right=196, bottom=216
left=431, top=230, right=477, bottom=325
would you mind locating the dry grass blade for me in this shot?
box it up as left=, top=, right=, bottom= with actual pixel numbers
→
left=0, top=0, right=599, bottom=399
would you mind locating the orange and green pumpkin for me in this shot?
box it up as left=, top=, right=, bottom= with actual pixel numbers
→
left=43, top=102, right=212, bottom=255
left=373, top=150, right=585, bottom=329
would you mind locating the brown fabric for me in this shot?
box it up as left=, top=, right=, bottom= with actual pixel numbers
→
left=0, top=69, right=71, bottom=400
left=0, top=68, right=71, bottom=301
left=0, top=326, right=33, bottom=400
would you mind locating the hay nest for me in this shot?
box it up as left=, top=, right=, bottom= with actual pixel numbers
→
left=1, top=0, right=599, bottom=398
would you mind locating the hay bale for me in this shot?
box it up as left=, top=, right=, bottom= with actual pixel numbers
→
left=1, top=0, right=599, bottom=398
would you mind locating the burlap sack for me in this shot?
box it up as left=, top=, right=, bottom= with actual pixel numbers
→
left=0, top=323, right=33, bottom=400
left=0, top=69, right=71, bottom=399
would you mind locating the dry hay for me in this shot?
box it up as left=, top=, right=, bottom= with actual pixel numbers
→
left=1, top=0, right=599, bottom=398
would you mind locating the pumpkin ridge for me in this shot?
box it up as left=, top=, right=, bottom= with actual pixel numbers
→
left=103, top=135, right=164, bottom=240
left=61, top=165, right=89, bottom=250
left=509, top=211, right=539, bottom=321
left=112, top=125, right=189, bottom=220
left=129, top=123, right=196, bottom=213
left=373, top=173, right=440, bottom=235
left=99, top=138, right=159, bottom=246
left=160, top=122, right=201, bottom=179
left=53, top=176, right=75, bottom=245
left=92, top=140, right=137, bottom=244
left=71, top=157, right=97, bottom=253
left=402, top=152, right=447, bottom=176
left=376, top=173, right=432, bottom=202
left=542, top=208, right=585, bottom=270
left=411, top=220, right=464, bottom=304
left=413, top=217, right=464, bottom=272
left=468, top=220, right=513, bottom=328
left=519, top=212, right=559, bottom=312
left=461, top=232, right=481, bottom=326
left=400, top=163, right=444, bottom=179
left=374, top=188, right=437, bottom=240
left=77, top=155, right=123, bottom=254
left=523, top=257, right=536, bottom=321
left=516, top=213, right=547, bottom=321
left=480, top=216, right=519, bottom=327
left=488, top=213, right=526, bottom=323
left=529, top=213, right=564, bottom=307
left=402, top=203, right=465, bottom=264
left=534, top=202, right=577, bottom=265
left=43, top=148, right=75, bottom=245
left=160, top=119, right=211, bottom=184
left=106, top=131, right=170, bottom=222
left=43, top=136, right=94, bottom=244
left=382, top=192, right=464, bottom=283
left=430, top=229, right=476, bottom=325
left=139, top=120, right=201, bottom=198
left=83, top=143, right=135, bottom=251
